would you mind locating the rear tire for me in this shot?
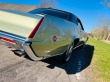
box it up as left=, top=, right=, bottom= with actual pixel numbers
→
left=57, top=42, right=74, bottom=63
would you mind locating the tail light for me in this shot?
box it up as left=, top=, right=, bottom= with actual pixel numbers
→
left=28, top=17, right=44, bottom=38
left=0, top=37, right=15, bottom=44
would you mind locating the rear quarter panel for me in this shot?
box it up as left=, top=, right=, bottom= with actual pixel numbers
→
left=30, top=15, right=81, bottom=57
left=49, top=16, right=79, bottom=56
left=30, top=15, right=54, bottom=57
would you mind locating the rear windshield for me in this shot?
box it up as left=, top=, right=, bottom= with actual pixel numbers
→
left=69, top=14, right=78, bottom=25
left=29, top=8, right=69, bottom=20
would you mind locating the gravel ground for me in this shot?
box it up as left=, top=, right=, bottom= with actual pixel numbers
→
left=0, top=43, right=94, bottom=82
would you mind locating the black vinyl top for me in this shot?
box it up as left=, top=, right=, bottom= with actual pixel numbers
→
left=28, top=8, right=78, bottom=24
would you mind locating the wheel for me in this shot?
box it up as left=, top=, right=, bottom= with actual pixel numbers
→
left=65, top=44, right=73, bottom=62
left=79, top=44, right=85, bottom=49
left=57, top=42, right=74, bottom=63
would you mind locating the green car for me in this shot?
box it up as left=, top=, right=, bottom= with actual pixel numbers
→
left=0, top=8, right=88, bottom=63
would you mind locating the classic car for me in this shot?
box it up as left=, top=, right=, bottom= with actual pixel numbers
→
left=0, top=8, right=88, bottom=63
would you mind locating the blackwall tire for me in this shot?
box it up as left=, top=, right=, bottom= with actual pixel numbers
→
left=57, top=42, right=74, bottom=63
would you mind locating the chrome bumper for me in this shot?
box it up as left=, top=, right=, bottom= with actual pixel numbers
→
left=23, top=42, right=43, bottom=61
left=0, top=31, right=25, bottom=42
left=0, top=31, right=43, bottom=60
left=0, top=31, right=25, bottom=49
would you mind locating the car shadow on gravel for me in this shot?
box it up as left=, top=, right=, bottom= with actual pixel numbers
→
left=42, top=44, right=94, bottom=74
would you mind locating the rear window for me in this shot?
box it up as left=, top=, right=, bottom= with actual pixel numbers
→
left=29, top=8, right=69, bottom=20
left=69, top=14, right=78, bottom=25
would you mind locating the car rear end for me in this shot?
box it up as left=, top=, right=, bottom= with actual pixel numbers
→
left=0, top=8, right=78, bottom=61
left=0, top=9, right=46, bottom=60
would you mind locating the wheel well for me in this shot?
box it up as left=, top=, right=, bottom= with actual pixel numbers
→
left=74, top=38, right=79, bottom=47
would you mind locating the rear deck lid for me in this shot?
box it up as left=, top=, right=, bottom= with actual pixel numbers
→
left=0, top=9, right=44, bottom=38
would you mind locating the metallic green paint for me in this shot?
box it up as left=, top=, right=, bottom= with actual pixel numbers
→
left=0, top=8, right=88, bottom=60
left=0, top=9, right=43, bottom=37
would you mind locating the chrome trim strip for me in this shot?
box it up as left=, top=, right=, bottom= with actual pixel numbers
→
left=0, top=31, right=25, bottom=42
left=23, top=42, right=43, bottom=61
left=43, top=53, right=63, bottom=59
left=73, top=44, right=84, bottom=50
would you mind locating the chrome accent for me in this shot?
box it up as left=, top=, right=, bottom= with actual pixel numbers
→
left=13, top=50, right=25, bottom=56
left=0, top=31, right=26, bottom=50
left=0, top=31, right=25, bottom=42
left=73, top=44, right=84, bottom=50
left=0, top=39, right=23, bottom=50
left=23, top=42, right=43, bottom=61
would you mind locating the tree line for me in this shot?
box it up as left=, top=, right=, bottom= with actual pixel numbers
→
left=90, top=18, right=110, bottom=40
left=89, top=0, right=110, bottom=41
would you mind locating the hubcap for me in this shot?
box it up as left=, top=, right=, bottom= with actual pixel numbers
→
left=65, top=45, right=73, bottom=61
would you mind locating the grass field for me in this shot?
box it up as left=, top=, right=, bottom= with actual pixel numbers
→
left=87, top=38, right=110, bottom=82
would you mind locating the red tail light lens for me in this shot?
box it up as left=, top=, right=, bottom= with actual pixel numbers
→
left=28, top=17, right=44, bottom=38
left=1, top=37, right=15, bottom=44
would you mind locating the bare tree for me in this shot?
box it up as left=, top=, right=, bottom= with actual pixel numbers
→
left=101, top=0, right=110, bottom=8
left=91, top=18, right=110, bottom=40
left=106, top=33, right=110, bottom=40
left=91, top=0, right=110, bottom=41
left=39, top=0, right=56, bottom=8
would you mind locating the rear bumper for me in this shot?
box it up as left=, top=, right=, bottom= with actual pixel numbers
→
left=0, top=31, right=25, bottom=49
left=23, top=42, right=43, bottom=60
left=0, top=31, right=25, bottom=42
left=0, top=30, right=43, bottom=60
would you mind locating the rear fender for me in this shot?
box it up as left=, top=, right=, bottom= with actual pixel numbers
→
left=27, top=15, right=53, bottom=57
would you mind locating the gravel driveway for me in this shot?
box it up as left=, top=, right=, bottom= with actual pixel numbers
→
left=0, top=43, right=94, bottom=82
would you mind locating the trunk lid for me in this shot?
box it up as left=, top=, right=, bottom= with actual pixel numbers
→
left=0, top=9, right=43, bottom=38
